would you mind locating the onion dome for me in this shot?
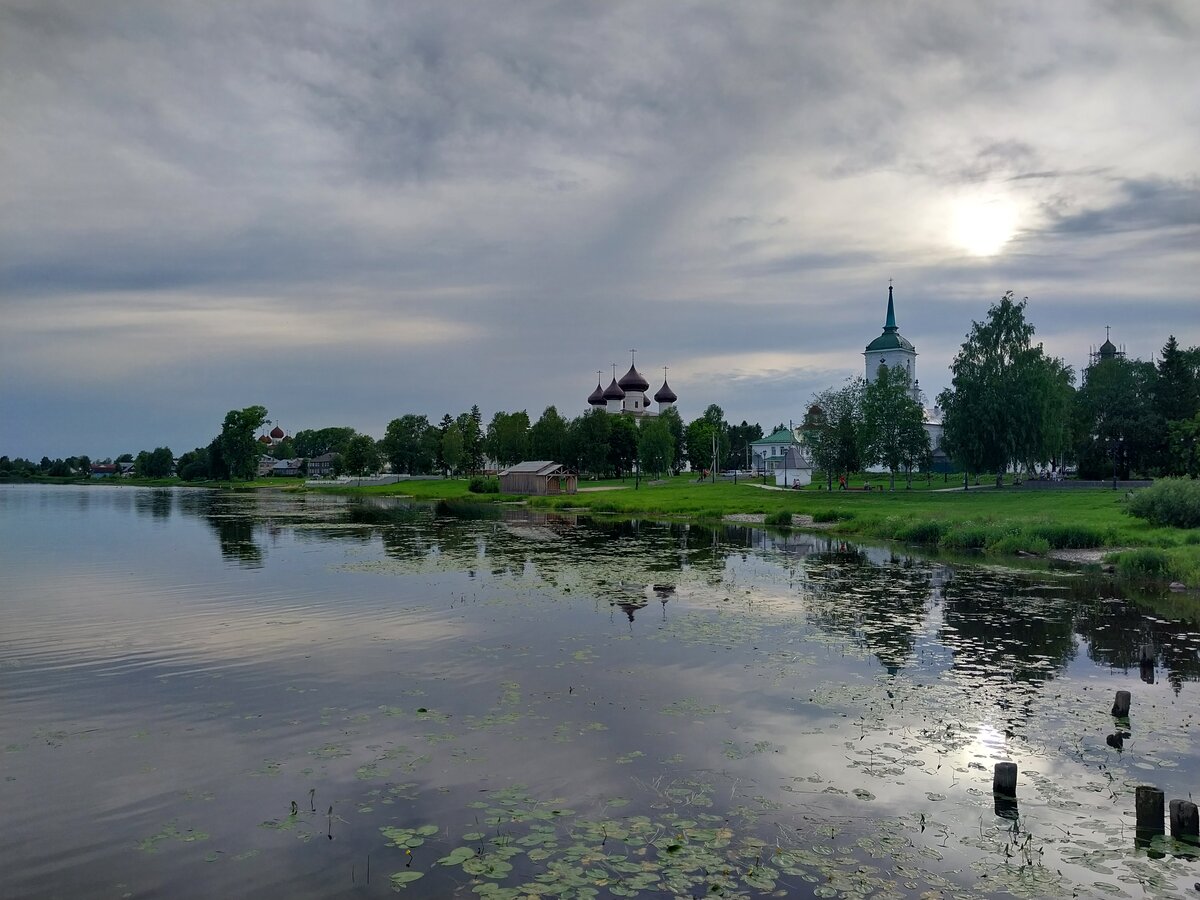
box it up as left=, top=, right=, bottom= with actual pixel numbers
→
left=588, top=380, right=606, bottom=406
left=654, top=380, right=677, bottom=403
left=270, top=425, right=285, bottom=439
left=618, top=365, right=649, bottom=393
left=1098, top=338, right=1118, bottom=359
left=865, top=285, right=915, bottom=352
left=258, top=434, right=272, bottom=444
left=602, top=378, right=626, bottom=401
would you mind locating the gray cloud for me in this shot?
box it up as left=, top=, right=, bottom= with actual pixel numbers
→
left=1, top=0, right=1198, bottom=457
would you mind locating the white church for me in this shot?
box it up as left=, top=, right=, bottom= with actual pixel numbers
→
left=863, top=284, right=945, bottom=460
left=587, top=352, right=677, bottom=417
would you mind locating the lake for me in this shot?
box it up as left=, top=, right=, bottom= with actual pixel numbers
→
left=2, top=484, right=1198, bottom=899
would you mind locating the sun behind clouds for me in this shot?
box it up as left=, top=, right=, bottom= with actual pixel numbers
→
left=950, top=193, right=1019, bottom=257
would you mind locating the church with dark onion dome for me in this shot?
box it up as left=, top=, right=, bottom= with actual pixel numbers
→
left=587, top=351, right=677, bottom=417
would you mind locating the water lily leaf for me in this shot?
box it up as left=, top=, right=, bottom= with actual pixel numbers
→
left=438, top=847, right=476, bottom=866
left=390, top=870, right=424, bottom=887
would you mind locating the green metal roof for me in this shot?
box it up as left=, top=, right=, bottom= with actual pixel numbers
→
left=865, top=285, right=915, bottom=352
left=750, top=427, right=796, bottom=447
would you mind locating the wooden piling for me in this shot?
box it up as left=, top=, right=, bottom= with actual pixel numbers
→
left=1112, top=690, right=1131, bottom=718
left=993, top=762, right=1017, bottom=797
left=1169, top=799, right=1199, bottom=842
left=1135, top=785, right=1164, bottom=833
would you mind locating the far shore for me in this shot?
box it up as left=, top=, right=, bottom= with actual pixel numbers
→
left=8, top=473, right=1198, bottom=589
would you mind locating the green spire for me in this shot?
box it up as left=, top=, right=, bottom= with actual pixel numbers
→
left=883, top=285, right=897, bottom=332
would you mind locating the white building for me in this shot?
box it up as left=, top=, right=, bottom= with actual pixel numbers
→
left=863, top=285, right=944, bottom=461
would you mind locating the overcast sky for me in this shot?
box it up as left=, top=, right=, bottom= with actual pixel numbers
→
left=2, top=1, right=1198, bottom=459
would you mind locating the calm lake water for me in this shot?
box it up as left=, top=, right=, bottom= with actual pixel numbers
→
left=2, top=484, right=1199, bottom=899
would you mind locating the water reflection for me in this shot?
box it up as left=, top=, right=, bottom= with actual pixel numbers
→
left=168, top=491, right=1200, bottom=692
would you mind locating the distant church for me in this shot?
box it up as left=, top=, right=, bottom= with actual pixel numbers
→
left=587, top=352, right=677, bottom=417
left=862, top=285, right=945, bottom=462
left=864, top=285, right=922, bottom=403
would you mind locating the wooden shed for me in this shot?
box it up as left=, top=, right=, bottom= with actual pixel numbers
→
left=498, top=461, right=578, bottom=496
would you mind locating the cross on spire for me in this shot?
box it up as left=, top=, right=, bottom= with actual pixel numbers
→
left=629, top=349, right=637, bottom=366
left=1106, top=325, right=1111, bottom=341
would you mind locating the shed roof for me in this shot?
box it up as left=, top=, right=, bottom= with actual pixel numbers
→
left=499, top=461, right=569, bottom=476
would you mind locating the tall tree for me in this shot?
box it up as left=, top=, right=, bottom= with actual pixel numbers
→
left=638, top=416, right=675, bottom=477
left=342, top=434, right=381, bottom=476
left=861, top=366, right=928, bottom=489
left=566, top=409, right=611, bottom=476
left=440, top=422, right=464, bottom=476
left=486, top=411, right=531, bottom=467
left=726, top=421, right=764, bottom=471
left=529, top=406, right=568, bottom=462
left=938, top=293, right=1068, bottom=484
left=1155, top=335, right=1199, bottom=425
left=1073, top=356, right=1159, bottom=478
left=381, top=415, right=434, bottom=474
left=685, top=405, right=729, bottom=474
left=458, top=407, right=486, bottom=474
left=219, top=406, right=268, bottom=480
left=608, top=415, right=639, bottom=478
left=807, top=379, right=866, bottom=488
left=658, top=406, right=686, bottom=474
left=293, top=427, right=356, bottom=458
left=135, top=446, right=175, bottom=478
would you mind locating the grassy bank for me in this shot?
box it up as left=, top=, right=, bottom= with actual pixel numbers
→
left=356, top=474, right=1200, bottom=585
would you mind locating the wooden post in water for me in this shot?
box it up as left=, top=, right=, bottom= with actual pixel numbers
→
left=1169, top=799, right=1199, bottom=842
left=1112, top=690, right=1131, bottom=718
left=993, top=762, right=1017, bottom=797
left=1140, top=643, right=1155, bottom=684
left=1135, top=785, right=1165, bottom=834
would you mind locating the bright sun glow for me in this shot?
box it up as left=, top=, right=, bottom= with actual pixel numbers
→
left=950, top=195, right=1019, bottom=257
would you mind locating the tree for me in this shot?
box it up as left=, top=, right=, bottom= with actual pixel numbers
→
left=658, top=406, right=686, bottom=474
left=861, top=365, right=928, bottom=490
left=638, top=416, right=674, bottom=477
left=937, top=293, right=1069, bottom=485
left=1167, top=412, right=1200, bottom=478
left=486, top=411, right=532, bottom=467
left=458, top=407, right=486, bottom=474
left=807, top=379, right=866, bottom=488
left=608, top=415, right=639, bottom=478
left=685, top=405, right=729, bottom=475
left=726, top=421, right=763, bottom=471
left=441, top=422, right=464, bottom=476
left=1074, top=356, right=1159, bottom=479
left=135, top=446, right=175, bottom=478
left=566, top=409, right=611, bottom=476
left=530, top=406, right=568, bottom=462
left=342, top=433, right=380, bottom=476
left=1155, top=335, right=1199, bottom=425
left=381, top=415, right=435, bottom=474
left=293, top=427, right=356, bottom=459
left=219, top=406, right=269, bottom=480
left=177, top=447, right=211, bottom=481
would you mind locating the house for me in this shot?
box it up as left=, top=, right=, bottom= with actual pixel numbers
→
left=309, top=452, right=338, bottom=477
left=271, top=458, right=303, bottom=477
left=90, top=463, right=118, bottom=478
left=750, top=428, right=813, bottom=487
left=498, top=461, right=578, bottom=495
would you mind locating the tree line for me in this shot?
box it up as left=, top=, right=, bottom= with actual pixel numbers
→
left=934, top=292, right=1198, bottom=483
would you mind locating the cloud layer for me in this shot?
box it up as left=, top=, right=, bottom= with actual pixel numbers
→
left=2, top=1, right=1198, bottom=456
